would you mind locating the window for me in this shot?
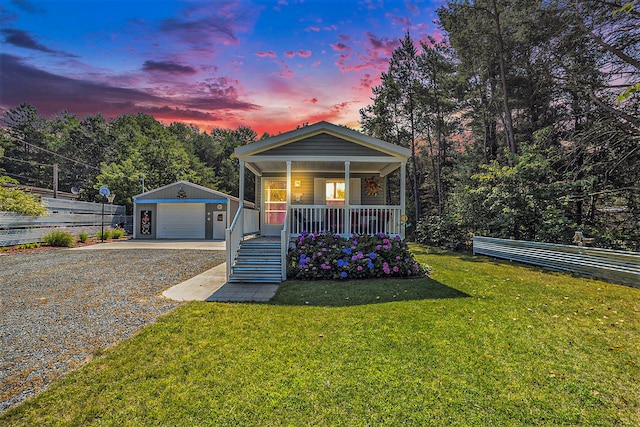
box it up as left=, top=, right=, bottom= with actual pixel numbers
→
left=325, top=180, right=345, bottom=205
left=264, top=180, right=287, bottom=224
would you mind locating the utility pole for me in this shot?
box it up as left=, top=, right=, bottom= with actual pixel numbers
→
left=52, top=163, right=59, bottom=198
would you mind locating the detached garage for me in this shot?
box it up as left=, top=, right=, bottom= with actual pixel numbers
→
left=132, top=181, right=247, bottom=240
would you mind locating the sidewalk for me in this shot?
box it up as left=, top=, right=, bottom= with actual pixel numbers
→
left=161, top=262, right=279, bottom=302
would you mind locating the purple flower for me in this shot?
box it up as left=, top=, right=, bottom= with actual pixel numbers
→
left=369, top=252, right=377, bottom=259
left=357, top=265, right=363, bottom=271
left=396, top=255, right=401, bottom=260
left=393, top=266, right=399, bottom=273
left=357, top=252, right=364, bottom=259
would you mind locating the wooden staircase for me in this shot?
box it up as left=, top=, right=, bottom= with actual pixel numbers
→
left=228, top=237, right=282, bottom=284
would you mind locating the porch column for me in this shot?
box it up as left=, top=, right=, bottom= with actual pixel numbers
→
left=286, top=160, right=291, bottom=207
left=239, top=160, right=245, bottom=235
left=400, top=162, right=406, bottom=239
left=344, top=161, right=350, bottom=235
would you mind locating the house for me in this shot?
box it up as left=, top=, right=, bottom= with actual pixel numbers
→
left=226, top=121, right=411, bottom=283
left=132, top=180, right=249, bottom=240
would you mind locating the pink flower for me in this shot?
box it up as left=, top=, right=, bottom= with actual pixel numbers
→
left=357, top=265, right=363, bottom=271
left=393, top=266, right=399, bottom=273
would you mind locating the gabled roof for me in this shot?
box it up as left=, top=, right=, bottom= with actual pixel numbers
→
left=132, top=180, right=238, bottom=201
left=235, top=121, right=411, bottom=159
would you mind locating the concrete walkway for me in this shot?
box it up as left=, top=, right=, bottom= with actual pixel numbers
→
left=69, top=239, right=226, bottom=251
left=72, top=239, right=279, bottom=302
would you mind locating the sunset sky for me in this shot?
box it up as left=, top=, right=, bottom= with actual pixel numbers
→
left=1, top=0, right=443, bottom=135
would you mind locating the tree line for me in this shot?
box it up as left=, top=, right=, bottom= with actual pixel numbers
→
left=1, top=0, right=638, bottom=250
left=0, top=105, right=259, bottom=214
left=361, top=0, right=639, bottom=251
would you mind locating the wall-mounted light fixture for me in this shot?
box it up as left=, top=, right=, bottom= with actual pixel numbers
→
left=294, top=180, right=301, bottom=188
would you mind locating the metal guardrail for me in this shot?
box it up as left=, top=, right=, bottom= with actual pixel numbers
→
left=473, top=236, right=640, bottom=288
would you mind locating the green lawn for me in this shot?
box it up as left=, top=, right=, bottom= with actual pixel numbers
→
left=2, top=246, right=639, bottom=426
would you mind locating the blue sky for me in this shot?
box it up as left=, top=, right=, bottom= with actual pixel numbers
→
left=1, top=0, right=443, bottom=134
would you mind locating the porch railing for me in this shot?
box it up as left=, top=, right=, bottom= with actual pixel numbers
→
left=280, top=210, right=290, bottom=281
left=225, top=206, right=260, bottom=280
left=289, top=205, right=402, bottom=236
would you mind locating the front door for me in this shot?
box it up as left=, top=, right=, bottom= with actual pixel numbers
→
left=263, top=179, right=286, bottom=236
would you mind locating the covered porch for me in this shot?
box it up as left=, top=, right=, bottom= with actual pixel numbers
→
left=226, top=122, right=411, bottom=282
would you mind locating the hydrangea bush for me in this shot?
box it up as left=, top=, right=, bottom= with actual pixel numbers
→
left=287, top=232, right=431, bottom=280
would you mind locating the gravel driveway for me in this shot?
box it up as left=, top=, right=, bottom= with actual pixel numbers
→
left=0, top=249, right=224, bottom=413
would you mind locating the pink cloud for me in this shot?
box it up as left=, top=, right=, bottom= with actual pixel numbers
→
left=311, top=61, right=321, bottom=67
left=386, top=13, right=412, bottom=27
left=330, top=42, right=349, bottom=51
left=332, top=32, right=400, bottom=73
left=406, top=1, right=420, bottom=15
left=359, top=73, right=373, bottom=89
left=297, top=50, right=311, bottom=57
left=257, top=51, right=276, bottom=58
left=279, top=62, right=294, bottom=78
left=366, top=32, right=400, bottom=56
left=307, top=26, right=320, bottom=32
left=284, top=51, right=295, bottom=58
left=305, top=97, right=318, bottom=104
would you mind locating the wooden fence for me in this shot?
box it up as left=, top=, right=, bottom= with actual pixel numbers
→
left=1, top=197, right=127, bottom=247
left=473, top=236, right=640, bottom=288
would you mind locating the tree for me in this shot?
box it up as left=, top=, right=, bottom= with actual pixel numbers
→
left=0, top=176, right=46, bottom=216
left=361, top=33, right=425, bottom=229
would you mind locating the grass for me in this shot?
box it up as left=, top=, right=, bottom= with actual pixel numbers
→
left=2, top=245, right=639, bottom=426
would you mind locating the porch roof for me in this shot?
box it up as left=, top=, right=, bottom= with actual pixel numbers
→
left=235, top=121, right=410, bottom=177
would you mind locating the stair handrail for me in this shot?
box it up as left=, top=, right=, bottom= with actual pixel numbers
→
left=280, top=209, right=289, bottom=281
left=226, top=205, right=244, bottom=281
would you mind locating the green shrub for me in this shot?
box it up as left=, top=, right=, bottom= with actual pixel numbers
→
left=16, top=242, right=41, bottom=249
left=42, top=231, right=74, bottom=247
left=96, top=230, right=112, bottom=240
left=78, top=232, right=89, bottom=243
left=111, top=229, right=126, bottom=239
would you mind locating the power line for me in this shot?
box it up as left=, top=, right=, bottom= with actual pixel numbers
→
left=5, top=135, right=102, bottom=171
left=1, top=171, right=51, bottom=187
left=1, top=155, right=54, bottom=168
